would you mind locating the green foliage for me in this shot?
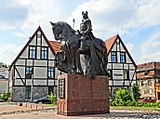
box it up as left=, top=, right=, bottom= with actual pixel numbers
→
left=48, top=92, right=57, bottom=105
left=112, top=88, right=132, bottom=106
left=0, top=62, right=8, bottom=68
left=0, top=91, right=10, bottom=101
left=130, top=83, right=140, bottom=102
left=135, top=102, right=160, bottom=107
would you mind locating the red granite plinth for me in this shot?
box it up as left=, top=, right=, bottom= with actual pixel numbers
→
left=57, top=74, right=110, bottom=116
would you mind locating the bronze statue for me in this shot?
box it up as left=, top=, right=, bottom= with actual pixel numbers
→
left=51, top=11, right=109, bottom=79
left=78, top=11, right=93, bottom=52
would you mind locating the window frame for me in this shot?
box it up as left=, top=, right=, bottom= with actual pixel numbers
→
left=26, top=66, right=33, bottom=79
left=41, top=46, right=48, bottom=60
left=29, top=46, right=36, bottom=59
left=111, top=51, right=117, bottom=63
left=120, top=52, right=126, bottom=63
left=48, top=67, right=55, bottom=79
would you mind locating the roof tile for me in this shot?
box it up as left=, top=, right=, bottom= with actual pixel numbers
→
left=49, top=41, right=61, bottom=53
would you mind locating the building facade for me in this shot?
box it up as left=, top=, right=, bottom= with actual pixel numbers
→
left=137, top=62, right=160, bottom=100
left=8, top=26, right=61, bottom=101
left=105, top=34, right=137, bottom=97
left=0, top=68, right=8, bottom=94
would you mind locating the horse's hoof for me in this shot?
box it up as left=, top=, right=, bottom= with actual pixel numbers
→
left=76, top=69, right=83, bottom=74
left=78, top=48, right=85, bottom=53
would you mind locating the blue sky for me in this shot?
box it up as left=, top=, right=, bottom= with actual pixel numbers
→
left=0, top=0, right=160, bottom=65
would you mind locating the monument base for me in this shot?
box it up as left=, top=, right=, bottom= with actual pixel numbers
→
left=57, top=74, right=110, bottom=116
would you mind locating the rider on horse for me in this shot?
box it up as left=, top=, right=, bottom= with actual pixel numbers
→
left=78, top=11, right=94, bottom=53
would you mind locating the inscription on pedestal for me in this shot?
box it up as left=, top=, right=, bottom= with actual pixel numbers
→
left=58, top=78, right=65, bottom=99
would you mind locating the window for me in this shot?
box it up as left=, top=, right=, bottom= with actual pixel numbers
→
left=29, top=46, right=36, bottom=59
left=26, top=67, right=33, bottom=79
left=111, top=51, right=117, bottom=62
left=149, top=89, right=153, bottom=95
left=141, top=81, right=144, bottom=86
left=48, top=67, right=55, bottom=79
left=124, top=70, right=129, bottom=80
left=120, top=52, right=126, bottom=63
left=25, top=86, right=31, bottom=99
left=41, top=47, right=48, bottom=59
left=148, top=80, right=152, bottom=86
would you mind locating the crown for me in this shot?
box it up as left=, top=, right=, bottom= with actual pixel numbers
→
left=82, top=11, right=88, bottom=15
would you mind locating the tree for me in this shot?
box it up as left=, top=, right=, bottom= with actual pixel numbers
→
left=130, top=83, right=140, bottom=102
left=113, top=88, right=132, bottom=106
left=0, top=62, right=8, bottom=68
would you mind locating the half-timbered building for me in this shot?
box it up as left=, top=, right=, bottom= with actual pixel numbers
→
left=137, top=62, right=160, bottom=100
left=8, top=26, right=61, bottom=101
left=105, top=34, right=137, bottom=97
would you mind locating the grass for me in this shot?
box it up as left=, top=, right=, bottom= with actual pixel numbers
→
left=39, top=103, right=57, bottom=107
left=111, top=106, right=160, bottom=111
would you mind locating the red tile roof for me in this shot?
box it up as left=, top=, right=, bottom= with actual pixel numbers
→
left=105, top=34, right=118, bottom=54
left=49, top=41, right=61, bottom=53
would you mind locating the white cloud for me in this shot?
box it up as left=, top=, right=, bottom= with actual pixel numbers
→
left=9, top=0, right=160, bottom=39
left=141, top=31, right=160, bottom=54
left=0, top=22, right=16, bottom=30
left=137, top=51, right=160, bottom=64
left=66, top=0, right=160, bottom=39
left=1, top=0, right=160, bottom=64
left=12, top=32, right=26, bottom=38
left=0, top=41, right=23, bottom=64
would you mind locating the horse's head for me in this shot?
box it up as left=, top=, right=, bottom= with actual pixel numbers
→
left=50, top=22, right=63, bottom=41
left=50, top=21, right=76, bottom=42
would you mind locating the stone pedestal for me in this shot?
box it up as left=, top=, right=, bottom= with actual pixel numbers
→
left=57, top=74, right=110, bottom=116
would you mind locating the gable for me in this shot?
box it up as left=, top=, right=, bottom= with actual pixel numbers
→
left=105, top=34, right=137, bottom=68
left=9, top=26, right=55, bottom=70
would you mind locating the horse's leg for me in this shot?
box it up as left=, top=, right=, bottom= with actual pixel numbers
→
left=75, top=49, right=83, bottom=74
left=68, top=46, right=76, bottom=74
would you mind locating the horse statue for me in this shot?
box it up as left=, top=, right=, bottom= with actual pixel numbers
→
left=50, top=21, right=108, bottom=79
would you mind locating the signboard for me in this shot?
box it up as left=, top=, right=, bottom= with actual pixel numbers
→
left=58, top=78, right=65, bottom=99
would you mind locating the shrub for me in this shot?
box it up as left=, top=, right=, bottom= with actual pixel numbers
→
left=0, top=91, right=10, bottom=101
left=113, top=88, right=132, bottom=106
left=48, top=92, right=57, bottom=105
left=135, top=102, right=159, bottom=107
left=130, top=83, right=140, bottom=102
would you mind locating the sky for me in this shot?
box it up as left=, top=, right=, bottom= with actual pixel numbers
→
left=0, top=0, right=160, bottom=65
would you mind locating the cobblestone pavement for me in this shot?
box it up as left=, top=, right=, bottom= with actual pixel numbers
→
left=0, top=103, right=32, bottom=115
left=0, top=103, right=160, bottom=119
left=0, top=109, right=160, bottom=119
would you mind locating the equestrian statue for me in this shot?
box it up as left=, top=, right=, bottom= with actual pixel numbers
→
left=50, top=11, right=109, bottom=79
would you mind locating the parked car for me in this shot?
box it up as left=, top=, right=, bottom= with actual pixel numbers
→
left=33, top=96, right=51, bottom=104
left=142, top=97, right=156, bottom=103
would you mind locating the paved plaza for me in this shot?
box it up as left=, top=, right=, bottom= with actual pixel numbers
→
left=0, top=103, right=160, bottom=119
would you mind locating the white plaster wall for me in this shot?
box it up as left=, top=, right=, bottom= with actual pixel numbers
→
left=34, top=60, right=47, bottom=66
left=34, top=80, right=47, bottom=85
left=14, top=79, right=24, bottom=85
left=29, top=36, right=36, bottom=45
left=34, top=67, right=47, bottom=78
left=20, top=46, right=28, bottom=58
